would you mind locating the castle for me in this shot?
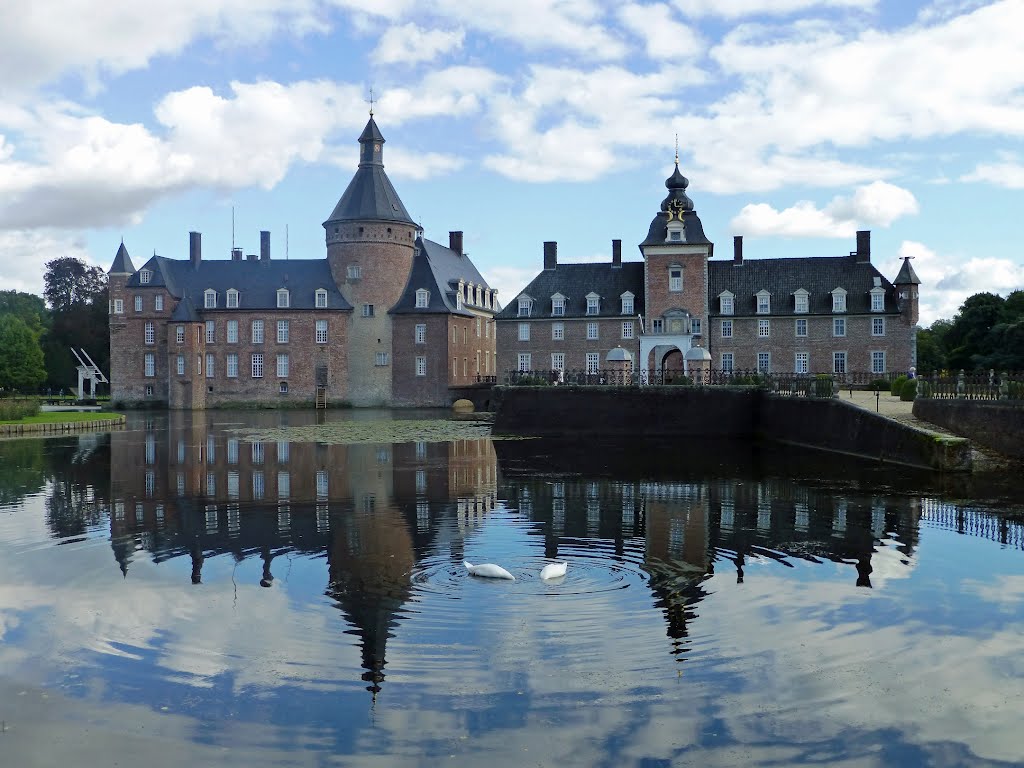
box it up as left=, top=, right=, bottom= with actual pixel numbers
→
left=107, top=116, right=498, bottom=408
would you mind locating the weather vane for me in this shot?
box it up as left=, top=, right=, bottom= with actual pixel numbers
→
left=675, top=133, right=679, bottom=165
left=367, top=86, right=375, bottom=117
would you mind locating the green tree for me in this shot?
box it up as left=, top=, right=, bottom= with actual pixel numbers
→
left=43, top=257, right=106, bottom=311
left=40, top=258, right=109, bottom=391
left=916, top=319, right=951, bottom=374
left=0, top=290, right=48, bottom=337
left=0, top=315, right=47, bottom=393
left=945, top=292, right=1005, bottom=371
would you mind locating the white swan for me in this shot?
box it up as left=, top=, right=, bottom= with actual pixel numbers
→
left=464, top=560, right=515, bottom=580
left=540, top=561, right=567, bottom=580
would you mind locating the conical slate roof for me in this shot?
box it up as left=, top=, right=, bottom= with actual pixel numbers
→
left=108, top=242, right=135, bottom=275
left=894, top=257, right=921, bottom=285
left=324, top=116, right=414, bottom=226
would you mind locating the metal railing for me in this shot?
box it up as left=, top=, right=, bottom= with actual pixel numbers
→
left=916, top=369, right=1024, bottom=401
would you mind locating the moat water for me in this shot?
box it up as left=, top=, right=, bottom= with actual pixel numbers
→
left=1, top=411, right=1023, bottom=767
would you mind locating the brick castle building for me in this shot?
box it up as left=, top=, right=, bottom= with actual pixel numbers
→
left=107, top=116, right=498, bottom=408
left=497, top=158, right=921, bottom=379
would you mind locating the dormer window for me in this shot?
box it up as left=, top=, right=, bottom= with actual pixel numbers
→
left=277, top=288, right=290, bottom=309
left=466, top=283, right=475, bottom=305
left=518, top=296, right=533, bottom=317
left=139, top=269, right=152, bottom=285
left=226, top=289, right=239, bottom=308
left=756, top=290, right=771, bottom=314
left=831, top=287, right=847, bottom=313
left=669, top=265, right=683, bottom=292
left=870, top=285, right=885, bottom=312
left=204, top=289, right=217, bottom=309
left=666, top=220, right=685, bottom=243
left=621, top=292, right=634, bottom=315
left=586, top=293, right=600, bottom=316
left=476, top=285, right=482, bottom=305
left=416, top=289, right=430, bottom=308
left=551, top=294, right=566, bottom=316
left=315, top=289, right=328, bottom=308
left=793, top=289, right=809, bottom=314
left=719, top=291, right=734, bottom=315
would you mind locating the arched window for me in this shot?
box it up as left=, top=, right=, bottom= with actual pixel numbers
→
left=277, top=288, right=290, bottom=309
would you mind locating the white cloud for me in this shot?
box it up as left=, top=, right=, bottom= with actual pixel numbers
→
left=0, top=229, right=96, bottom=297
left=675, top=0, right=876, bottom=18
left=479, top=264, right=537, bottom=304
left=619, top=3, right=703, bottom=59
left=961, top=154, right=1024, bottom=189
left=373, top=23, right=464, bottom=65
left=730, top=181, right=918, bottom=237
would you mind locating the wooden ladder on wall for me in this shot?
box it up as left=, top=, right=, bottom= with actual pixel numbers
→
left=315, top=386, right=327, bottom=409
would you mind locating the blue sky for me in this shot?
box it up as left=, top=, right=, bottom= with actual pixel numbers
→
left=1, top=0, right=1022, bottom=324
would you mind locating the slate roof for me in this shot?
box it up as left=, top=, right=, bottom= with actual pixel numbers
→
left=107, top=243, right=135, bottom=274
left=708, top=256, right=901, bottom=316
left=496, top=261, right=645, bottom=320
left=391, top=237, right=495, bottom=316
left=893, top=257, right=922, bottom=285
left=126, top=255, right=352, bottom=311
left=640, top=210, right=712, bottom=248
left=325, top=117, right=414, bottom=226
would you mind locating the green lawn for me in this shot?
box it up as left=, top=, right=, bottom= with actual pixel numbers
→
left=0, top=411, right=122, bottom=426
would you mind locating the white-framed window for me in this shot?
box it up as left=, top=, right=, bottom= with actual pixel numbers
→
left=652, top=319, right=664, bottom=334
left=622, top=320, right=634, bottom=339
left=587, top=322, right=598, bottom=340
left=279, top=380, right=288, bottom=393
left=252, top=353, right=264, bottom=378
left=144, top=353, right=155, bottom=377
left=833, top=351, right=847, bottom=374
left=315, top=320, right=327, bottom=344
left=145, top=385, right=154, bottom=397
left=756, top=291, right=771, bottom=314
left=871, top=351, right=886, bottom=374
left=552, top=322, right=564, bottom=341
left=456, top=293, right=463, bottom=311
left=476, top=317, right=482, bottom=338
left=552, top=296, right=565, bottom=316
left=144, top=321, right=155, bottom=345
left=196, top=353, right=202, bottom=376
left=721, top=320, right=733, bottom=338
left=226, top=289, right=239, bottom=308
left=757, top=352, right=771, bottom=373
left=415, top=324, right=426, bottom=344
left=155, top=294, right=164, bottom=311
left=871, top=289, right=885, bottom=312
left=375, top=352, right=389, bottom=366
left=720, top=293, right=734, bottom=315
left=276, top=353, right=289, bottom=377
left=252, top=320, right=264, bottom=343
left=758, top=319, right=770, bottom=337
left=794, top=290, right=809, bottom=314
left=315, top=289, right=328, bottom=308
left=416, top=289, right=429, bottom=308
left=795, top=318, right=808, bottom=337
left=518, top=297, right=532, bottom=317
left=206, top=353, right=214, bottom=378
left=277, top=320, right=289, bottom=344
left=872, top=317, right=886, bottom=336
left=690, top=318, right=702, bottom=335
left=176, top=355, right=185, bottom=376
left=113, top=298, right=124, bottom=314
left=415, top=356, right=426, bottom=376
left=721, top=352, right=734, bottom=372
left=277, top=288, right=290, bottom=308
left=669, top=267, right=683, bottom=292
left=361, top=304, right=374, bottom=317
left=518, top=352, right=532, bottom=372
left=551, top=353, right=565, bottom=371
left=586, top=295, right=600, bottom=315
left=139, top=269, right=151, bottom=284
left=832, top=288, right=847, bottom=313
left=227, top=319, right=238, bottom=343
left=347, top=264, right=361, bottom=280
left=226, top=353, right=238, bottom=378
left=204, top=289, right=217, bottom=309
left=585, top=352, right=600, bottom=374
left=518, top=322, right=530, bottom=341
left=833, top=318, right=846, bottom=337
left=621, top=294, right=634, bottom=315
left=133, top=295, right=142, bottom=312
left=795, top=352, right=809, bottom=374
left=205, top=320, right=215, bottom=344
left=175, top=324, right=184, bottom=344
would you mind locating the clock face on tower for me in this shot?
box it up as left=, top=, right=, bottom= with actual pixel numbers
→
left=374, top=144, right=381, bottom=152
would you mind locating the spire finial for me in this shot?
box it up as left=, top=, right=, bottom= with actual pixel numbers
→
left=367, top=86, right=375, bottom=117
left=674, top=134, right=679, bottom=166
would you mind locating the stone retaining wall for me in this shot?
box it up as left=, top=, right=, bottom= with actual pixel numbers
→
left=913, top=399, right=1024, bottom=459
left=0, top=416, right=127, bottom=437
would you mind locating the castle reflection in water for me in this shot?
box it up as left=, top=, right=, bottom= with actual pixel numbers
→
left=101, top=413, right=929, bottom=693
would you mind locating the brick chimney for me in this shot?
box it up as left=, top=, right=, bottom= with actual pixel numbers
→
left=856, top=230, right=871, bottom=264
left=449, top=231, right=463, bottom=255
left=733, top=235, right=743, bottom=265
left=231, top=248, right=242, bottom=262
left=189, top=231, right=201, bottom=268
left=260, top=230, right=270, bottom=261
left=543, top=241, right=557, bottom=270
left=612, top=239, right=622, bottom=268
